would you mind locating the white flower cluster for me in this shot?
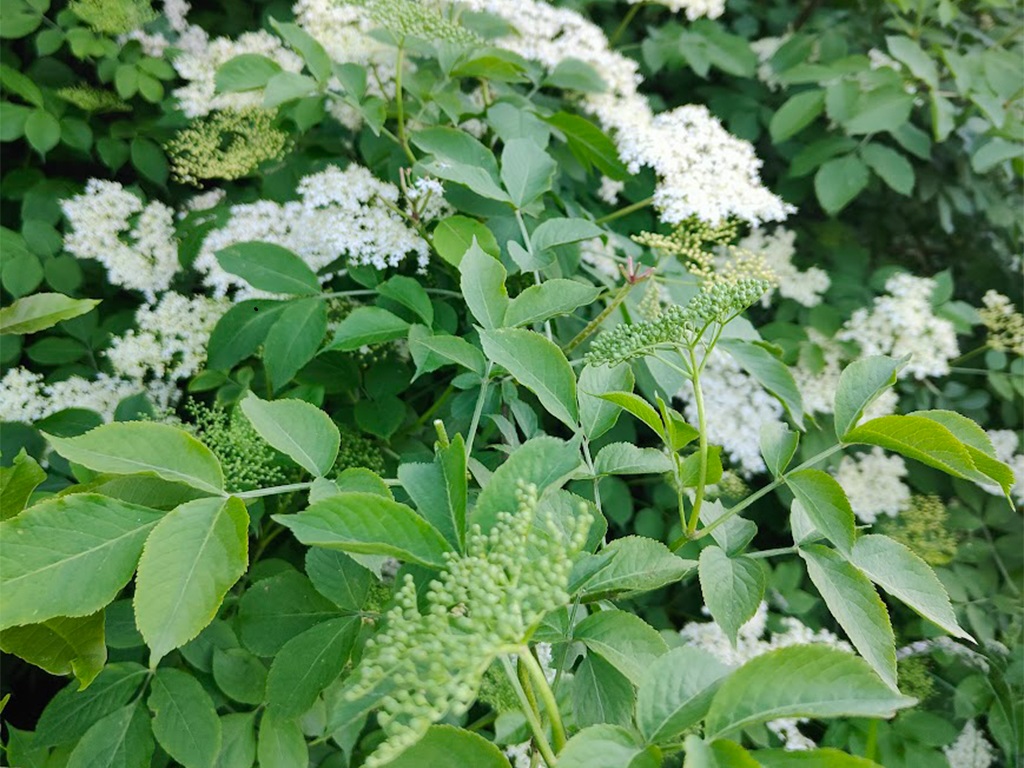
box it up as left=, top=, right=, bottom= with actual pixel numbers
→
left=738, top=228, right=830, bottom=307
left=677, top=348, right=786, bottom=475
left=404, top=177, right=449, bottom=222
left=943, top=721, right=995, bottom=768
left=62, top=180, right=179, bottom=301
left=107, top=293, right=229, bottom=383
left=897, top=637, right=992, bottom=672
left=750, top=36, right=785, bottom=91
left=295, top=0, right=392, bottom=68
left=0, top=367, right=153, bottom=424
left=597, top=176, right=625, bottom=205
left=838, top=273, right=959, bottom=380
left=793, top=330, right=899, bottom=419
left=173, top=30, right=304, bottom=117
left=833, top=447, right=911, bottom=524
left=628, top=0, right=726, bottom=21
left=194, top=164, right=430, bottom=297
left=680, top=602, right=852, bottom=750
left=983, top=430, right=1024, bottom=506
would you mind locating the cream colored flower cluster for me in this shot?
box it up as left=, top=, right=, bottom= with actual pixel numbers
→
left=0, top=367, right=162, bottom=424
left=738, top=228, right=830, bottom=308
left=832, top=447, right=911, bottom=524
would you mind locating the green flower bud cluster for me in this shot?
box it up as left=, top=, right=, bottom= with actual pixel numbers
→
left=477, top=661, right=521, bottom=713
left=585, top=277, right=771, bottom=366
left=634, top=216, right=741, bottom=280
left=56, top=86, right=131, bottom=113
left=335, top=428, right=386, bottom=474
left=881, top=494, right=958, bottom=566
left=68, top=0, right=157, bottom=35
left=347, top=482, right=592, bottom=766
left=166, top=108, right=290, bottom=187
left=897, top=656, right=935, bottom=701
left=183, top=399, right=286, bottom=492
left=359, top=0, right=482, bottom=45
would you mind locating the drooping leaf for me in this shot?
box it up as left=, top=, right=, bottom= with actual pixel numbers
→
left=409, top=329, right=487, bottom=377
left=815, top=154, right=870, bottom=214
left=149, top=667, right=222, bottom=768
left=719, top=339, right=804, bottom=429
left=241, top=392, right=339, bottom=477
left=910, top=410, right=1015, bottom=496
left=0, top=495, right=162, bottom=629
left=134, top=497, right=249, bottom=666
left=699, top=547, right=765, bottom=645
left=760, top=422, right=799, bottom=478
left=0, top=612, right=106, bottom=688
left=636, top=646, right=730, bottom=744
left=377, top=275, right=433, bottom=325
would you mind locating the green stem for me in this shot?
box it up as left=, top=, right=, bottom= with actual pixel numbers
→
left=233, top=481, right=314, bottom=499
left=609, top=2, right=644, bottom=46
left=686, top=347, right=708, bottom=537
left=464, top=361, right=494, bottom=458
left=745, top=546, right=797, bottom=560
left=414, top=383, right=455, bottom=429
left=501, top=656, right=557, bottom=767
left=564, top=280, right=636, bottom=354
left=519, top=646, right=567, bottom=752
left=594, top=196, right=654, bottom=225
left=864, top=719, right=879, bottom=762
left=394, top=45, right=415, bottom=164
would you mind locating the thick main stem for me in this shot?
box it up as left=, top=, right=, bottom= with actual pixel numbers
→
left=394, top=45, right=415, bottom=164
left=501, top=656, right=557, bottom=767
left=519, top=647, right=567, bottom=752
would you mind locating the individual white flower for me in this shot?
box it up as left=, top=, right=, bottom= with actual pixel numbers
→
left=172, top=30, right=303, bottom=117
left=833, top=447, right=911, bottom=524
left=943, top=721, right=994, bottom=768
left=677, top=348, right=786, bottom=476
left=837, top=273, right=960, bottom=380
left=62, top=180, right=179, bottom=301
left=405, top=176, right=450, bottom=222
left=739, top=228, right=829, bottom=307
left=194, top=164, right=430, bottom=297
left=107, top=293, right=229, bottom=383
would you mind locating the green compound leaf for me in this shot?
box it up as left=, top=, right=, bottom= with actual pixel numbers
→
left=636, top=646, right=730, bottom=744
left=149, top=667, right=221, bottom=768
left=274, top=492, right=452, bottom=568
left=698, top=547, right=766, bottom=646
left=593, top=442, right=674, bottom=476
left=206, top=299, right=286, bottom=372
left=241, top=392, right=340, bottom=477
left=851, top=534, right=972, bottom=641
left=480, top=327, right=578, bottom=429
left=212, top=647, right=267, bottom=705
left=267, top=616, right=358, bottom=716
left=0, top=292, right=99, bottom=335
left=574, top=609, right=668, bottom=685
left=833, top=355, right=906, bottom=440
left=0, top=494, right=163, bottom=630
left=910, top=409, right=1015, bottom=496
left=505, top=279, right=602, bottom=328
left=799, top=544, right=897, bottom=690
left=704, top=645, right=915, bottom=739
left=238, top=570, right=339, bottom=656
left=500, top=137, right=556, bottom=207
left=0, top=611, right=106, bottom=689
left=786, top=469, right=856, bottom=555
left=215, top=241, right=320, bottom=296
left=44, top=422, right=225, bottom=495
left=263, top=297, right=327, bottom=392
left=134, top=497, right=249, bottom=667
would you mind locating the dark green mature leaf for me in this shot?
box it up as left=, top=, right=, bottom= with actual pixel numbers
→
left=786, top=470, right=856, bottom=554
left=134, top=497, right=249, bottom=666
left=557, top=725, right=659, bottom=768
left=543, top=112, right=627, bottom=179
left=238, top=571, right=339, bottom=656
left=574, top=653, right=635, bottom=728
left=574, top=610, right=668, bottom=685
left=699, top=547, right=765, bottom=645
left=327, top=306, right=410, bottom=351
left=212, top=647, right=267, bottom=705
left=505, top=280, right=602, bottom=328
left=150, top=668, right=221, bottom=768
left=257, top=711, right=308, bottom=768
left=597, top=391, right=665, bottom=440
left=267, top=616, right=358, bottom=716
left=843, top=87, right=914, bottom=135
left=381, top=725, right=513, bottom=767
left=66, top=703, right=154, bottom=768
left=378, top=275, right=433, bottom=325
left=215, top=54, right=282, bottom=93
left=770, top=90, right=825, bottom=143
left=274, top=492, right=452, bottom=568
left=0, top=495, right=162, bottom=629
left=579, top=536, right=695, bottom=601
left=241, top=392, right=340, bottom=476
left=636, top=646, right=729, bottom=744
left=35, top=663, right=149, bottom=748
left=860, top=143, right=914, bottom=195
left=800, top=545, right=897, bottom=690
left=851, top=534, right=971, bottom=640
left=409, top=329, right=487, bottom=377
left=460, top=239, right=508, bottom=329
left=480, top=327, right=578, bottom=428
left=593, top=442, right=674, bottom=476
left=719, top=340, right=804, bottom=428
left=45, top=422, right=224, bottom=494
left=0, top=612, right=106, bottom=688
left=578, top=364, right=634, bottom=441
left=264, top=297, right=327, bottom=391
left=206, top=299, right=286, bottom=371
left=216, top=711, right=257, bottom=768
left=305, top=549, right=371, bottom=610
left=815, top=154, right=869, bottom=214
left=0, top=448, right=45, bottom=519
left=215, top=242, right=320, bottom=295
left=0, top=293, right=99, bottom=335
left=704, top=646, right=915, bottom=739
left=833, top=356, right=906, bottom=440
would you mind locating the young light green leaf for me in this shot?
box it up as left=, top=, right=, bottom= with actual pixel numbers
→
left=786, top=469, right=856, bottom=554
left=134, top=497, right=249, bottom=666
left=206, top=299, right=286, bottom=371
left=909, top=409, right=1015, bottom=496
left=432, top=215, right=501, bottom=267
left=257, top=711, right=308, bottom=768
left=380, top=724, right=513, bottom=768
left=326, top=306, right=410, bottom=351
left=0, top=495, right=163, bottom=629
left=574, top=610, right=668, bottom=685
left=66, top=703, right=154, bottom=768
left=460, top=238, right=508, bottom=329
left=530, top=218, right=604, bottom=252
left=557, top=725, right=659, bottom=768
left=800, top=544, right=897, bottom=690
left=760, top=422, right=799, bottom=478
left=770, top=89, right=826, bottom=143
left=578, top=536, right=695, bottom=601
left=0, top=612, right=106, bottom=689
left=267, top=616, right=358, bottom=716
left=241, top=392, right=340, bottom=476
left=699, top=547, right=765, bottom=645
left=719, top=339, right=804, bottom=429
left=274, top=492, right=452, bottom=568
left=263, top=297, right=327, bottom=391
left=215, top=53, right=282, bottom=93
left=0, top=448, right=45, bottom=519
left=480, top=327, right=578, bottom=428
left=0, top=293, right=99, bottom=335
left=704, top=645, right=915, bottom=739
left=215, top=242, right=320, bottom=295
left=851, top=534, right=971, bottom=640
left=593, top=442, right=674, bottom=476
left=149, top=668, right=221, bottom=768
left=238, top=571, right=339, bottom=656
left=501, top=137, right=556, bottom=207
left=844, top=415, right=983, bottom=483
left=833, top=356, right=906, bottom=440
left=505, top=279, right=602, bottom=328
left=636, top=646, right=730, bottom=744
left=45, top=422, right=225, bottom=495
left=574, top=654, right=635, bottom=728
